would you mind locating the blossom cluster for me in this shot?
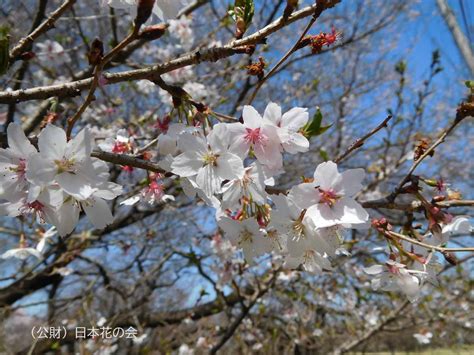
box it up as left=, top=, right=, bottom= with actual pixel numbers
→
left=364, top=216, right=471, bottom=302
left=0, top=124, right=122, bottom=237
left=149, top=102, right=371, bottom=272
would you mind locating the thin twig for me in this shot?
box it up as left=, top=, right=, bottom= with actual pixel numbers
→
left=386, top=230, right=474, bottom=253
left=9, top=0, right=77, bottom=63
left=247, top=0, right=341, bottom=104
left=334, top=115, right=393, bottom=164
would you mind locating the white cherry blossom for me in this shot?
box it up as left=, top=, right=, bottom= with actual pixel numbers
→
left=364, top=260, right=425, bottom=302
left=263, top=102, right=310, bottom=154
left=171, top=125, right=244, bottom=197
left=290, top=161, right=369, bottom=228
left=221, top=162, right=269, bottom=210
left=26, top=125, right=99, bottom=200
left=0, top=123, right=37, bottom=203
left=217, top=215, right=272, bottom=264
left=227, top=105, right=283, bottom=170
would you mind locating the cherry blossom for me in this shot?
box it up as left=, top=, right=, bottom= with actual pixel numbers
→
left=26, top=125, right=98, bottom=200
left=0, top=123, right=37, bottom=203
left=364, top=260, right=425, bottom=302
left=171, top=125, right=244, bottom=197
left=221, top=162, right=269, bottom=210
left=217, top=215, right=272, bottom=264
left=290, top=161, right=369, bottom=228
left=413, top=331, right=433, bottom=345
left=263, top=102, right=310, bottom=154
left=227, top=105, right=283, bottom=170
left=98, top=129, right=135, bottom=154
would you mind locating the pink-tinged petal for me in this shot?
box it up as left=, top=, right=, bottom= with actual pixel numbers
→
left=338, top=197, right=369, bottom=225
left=253, top=127, right=282, bottom=169
left=289, top=183, right=319, bottom=209
left=313, top=161, right=341, bottom=190
left=83, top=198, right=114, bottom=230
left=335, top=168, right=365, bottom=196
left=171, top=151, right=203, bottom=177
left=196, top=164, right=222, bottom=197
left=281, top=107, right=309, bottom=131
left=263, top=102, right=282, bottom=125
left=229, top=134, right=250, bottom=159
left=56, top=172, right=95, bottom=200
left=38, top=124, right=67, bottom=160
left=242, top=105, right=263, bottom=129
left=216, top=153, right=244, bottom=180
left=254, top=142, right=282, bottom=169
left=7, top=123, right=37, bottom=157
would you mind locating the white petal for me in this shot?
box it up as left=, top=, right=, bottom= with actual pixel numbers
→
left=57, top=172, right=95, bottom=200
left=364, top=264, right=384, bottom=275
left=338, top=198, right=369, bottom=225
left=215, top=153, right=244, bottom=180
left=281, top=132, right=309, bottom=154
left=83, top=198, right=114, bottom=230
left=263, top=102, right=282, bottom=125
left=56, top=200, right=80, bottom=236
left=335, top=168, right=365, bottom=196
left=65, top=127, right=92, bottom=162
left=38, top=124, right=67, bottom=160
left=281, top=107, right=309, bottom=131
left=26, top=153, right=57, bottom=186
left=120, top=195, right=141, bottom=206
left=171, top=151, right=203, bottom=177
left=313, top=161, right=340, bottom=190
left=196, top=165, right=222, bottom=197
left=242, top=105, right=263, bottom=129
left=289, top=183, right=319, bottom=209
left=7, top=123, right=37, bottom=157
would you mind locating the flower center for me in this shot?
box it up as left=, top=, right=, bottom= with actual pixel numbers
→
left=10, top=159, right=27, bottom=179
left=239, top=229, right=253, bottom=245
left=54, top=158, right=76, bottom=173
left=112, top=141, right=131, bottom=154
left=244, top=128, right=267, bottom=146
left=318, top=188, right=340, bottom=207
left=203, top=152, right=218, bottom=166
left=386, top=263, right=400, bottom=275
left=292, top=220, right=305, bottom=240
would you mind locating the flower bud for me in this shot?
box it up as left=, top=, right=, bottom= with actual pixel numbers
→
left=135, top=0, right=156, bottom=28
left=442, top=251, right=458, bottom=265
left=19, top=51, right=35, bottom=61
left=139, top=24, right=167, bottom=41
left=87, top=38, right=104, bottom=66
